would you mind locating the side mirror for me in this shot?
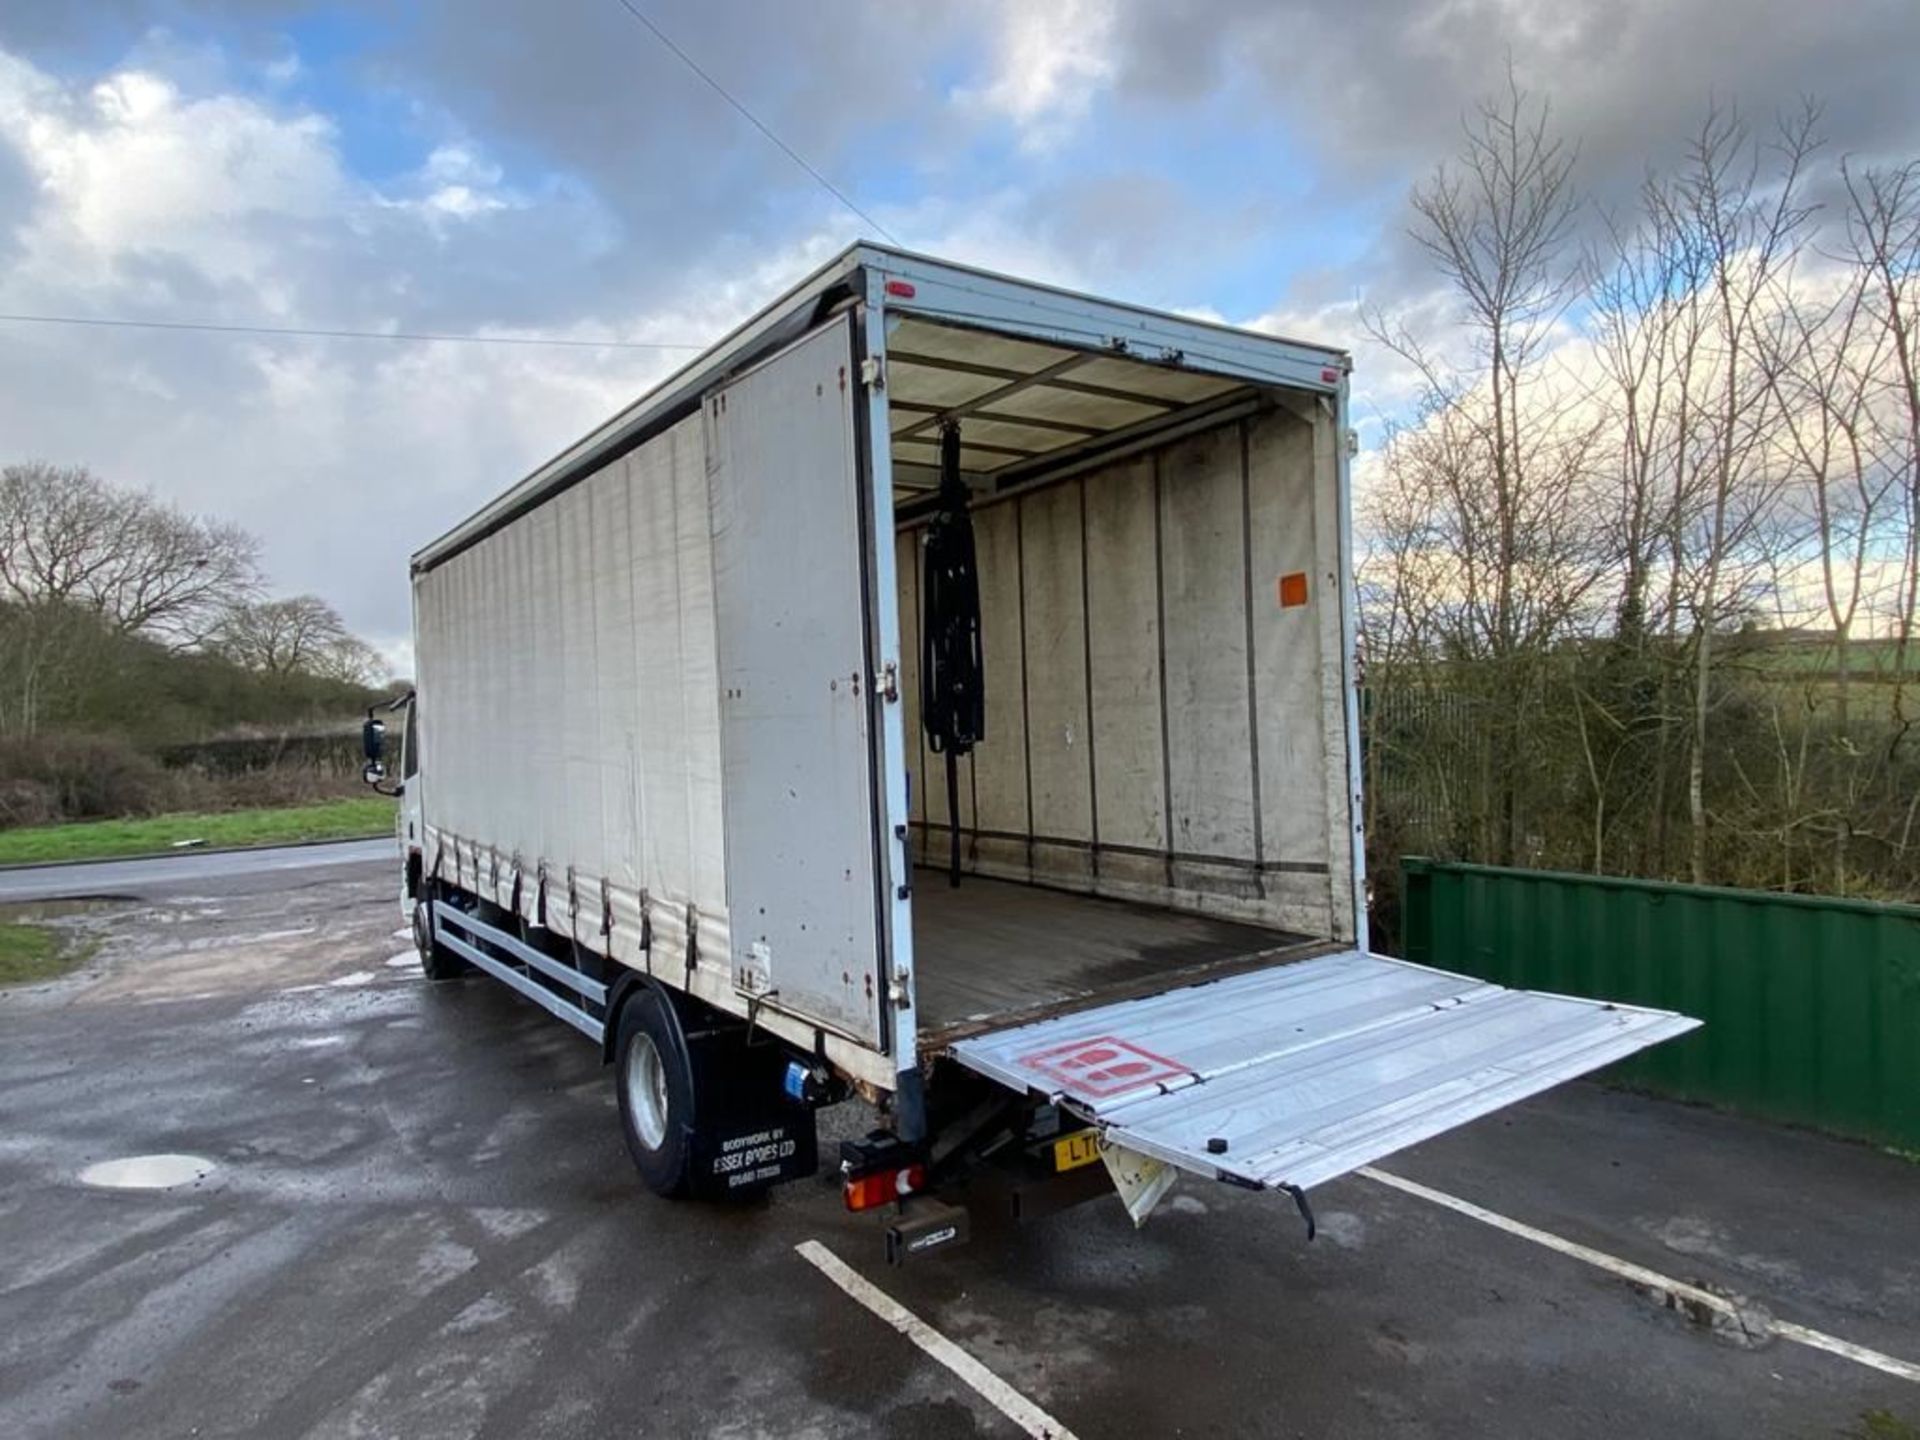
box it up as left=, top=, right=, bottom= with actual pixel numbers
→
left=362, top=717, right=387, bottom=783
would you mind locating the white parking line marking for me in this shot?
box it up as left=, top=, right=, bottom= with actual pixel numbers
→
left=1359, top=1166, right=1920, bottom=1385
left=795, top=1240, right=1080, bottom=1439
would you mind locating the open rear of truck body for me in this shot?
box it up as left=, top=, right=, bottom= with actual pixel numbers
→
left=408, top=245, right=1694, bottom=1211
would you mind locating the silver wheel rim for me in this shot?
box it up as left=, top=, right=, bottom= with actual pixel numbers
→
left=625, top=1031, right=670, bottom=1151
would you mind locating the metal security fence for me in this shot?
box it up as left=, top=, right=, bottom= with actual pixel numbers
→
left=1402, top=857, right=1920, bottom=1151
left=1362, top=683, right=1484, bottom=853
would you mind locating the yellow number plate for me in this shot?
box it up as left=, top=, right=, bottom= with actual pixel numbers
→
left=1053, top=1131, right=1101, bottom=1173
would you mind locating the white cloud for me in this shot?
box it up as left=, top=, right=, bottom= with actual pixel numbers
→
left=407, top=143, right=513, bottom=219
left=0, top=36, right=867, bottom=650
left=0, top=56, right=346, bottom=293
left=887, top=189, right=1090, bottom=289
left=1247, top=286, right=1461, bottom=449
left=954, top=0, right=1119, bottom=150
left=0, top=46, right=632, bottom=641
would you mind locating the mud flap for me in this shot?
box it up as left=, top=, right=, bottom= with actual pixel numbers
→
left=683, top=1026, right=820, bottom=1199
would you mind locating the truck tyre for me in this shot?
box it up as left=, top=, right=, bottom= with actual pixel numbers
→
left=413, top=896, right=469, bottom=981
left=614, top=987, right=695, bottom=1198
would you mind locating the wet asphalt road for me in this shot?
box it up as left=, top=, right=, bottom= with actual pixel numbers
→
left=0, top=857, right=1915, bottom=1438
left=0, top=838, right=394, bottom=904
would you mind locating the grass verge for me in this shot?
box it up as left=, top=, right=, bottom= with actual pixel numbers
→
left=0, top=919, right=84, bottom=985
left=0, top=796, right=396, bottom=866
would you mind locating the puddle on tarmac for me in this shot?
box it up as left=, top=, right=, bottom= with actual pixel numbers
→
left=79, top=1154, right=216, bottom=1190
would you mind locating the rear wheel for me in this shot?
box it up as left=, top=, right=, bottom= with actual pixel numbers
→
left=413, top=894, right=469, bottom=981
left=615, top=987, right=695, bottom=1197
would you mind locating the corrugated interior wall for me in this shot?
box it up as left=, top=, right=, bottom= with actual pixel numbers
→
left=898, top=403, right=1355, bottom=940
left=413, top=411, right=731, bottom=980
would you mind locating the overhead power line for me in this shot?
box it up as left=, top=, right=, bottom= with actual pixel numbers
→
left=606, top=0, right=901, bottom=246
left=0, top=311, right=704, bottom=350
left=2, top=5, right=902, bottom=352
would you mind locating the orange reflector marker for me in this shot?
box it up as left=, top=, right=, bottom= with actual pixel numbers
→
left=1278, top=572, right=1309, bottom=608
left=844, top=1163, right=926, bottom=1212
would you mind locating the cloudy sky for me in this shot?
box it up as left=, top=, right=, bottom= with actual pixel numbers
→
left=2, top=1, right=1917, bottom=672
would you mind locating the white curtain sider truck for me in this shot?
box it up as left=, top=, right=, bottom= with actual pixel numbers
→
left=366, top=244, right=1696, bottom=1259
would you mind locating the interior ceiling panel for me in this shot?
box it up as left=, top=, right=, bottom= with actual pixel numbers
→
left=884, top=316, right=1256, bottom=482
left=942, top=417, right=1084, bottom=456
left=887, top=318, right=1075, bottom=374
left=1063, top=355, right=1241, bottom=402
left=893, top=437, right=1035, bottom=470
left=887, top=363, right=1006, bottom=411
left=984, top=385, right=1168, bottom=431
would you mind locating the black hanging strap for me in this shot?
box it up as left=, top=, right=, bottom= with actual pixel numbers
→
left=919, top=421, right=984, bottom=888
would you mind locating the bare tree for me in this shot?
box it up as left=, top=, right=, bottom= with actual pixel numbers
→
left=1760, top=219, right=1907, bottom=887
left=1360, top=86, right=1920, bottom=904
left=1589, top=194, right=1689, bottom=650
left=1581, top=183, right=1709, bottom=873
left=1658, top=104, right=1819, bottom=882
left=214, top=595, right=349, bottom=675
left=314, top=633, right=387, bottom=688
left=1841, top=160, right=1920, bottom=731
left=1364, top=71, right=1594, bottom=862
left=0, top=463, right=260, bottom=645
left=1378, top=69, right=1583, bottom=652
left=214, top=595, right=386, bottom=686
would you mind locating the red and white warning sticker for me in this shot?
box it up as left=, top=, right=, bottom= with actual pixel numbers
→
left=1016, top=1035, right=1189, bottom=1099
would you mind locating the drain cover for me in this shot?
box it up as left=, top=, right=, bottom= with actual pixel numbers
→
left=79, top=1154, right=216, bottom=1190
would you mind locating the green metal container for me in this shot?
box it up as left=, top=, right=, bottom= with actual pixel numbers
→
left=1402, top=858, right=1920, bottom=1150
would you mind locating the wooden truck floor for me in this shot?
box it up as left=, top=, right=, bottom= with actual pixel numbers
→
left=910, top=870, right=1330, bottom=1044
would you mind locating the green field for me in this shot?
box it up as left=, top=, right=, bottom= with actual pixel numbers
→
left=0, top=920, right=84, bottom=985
left=0, top=796, right=396, bottom=866
left=1743, top=634, right=1916, bottom=677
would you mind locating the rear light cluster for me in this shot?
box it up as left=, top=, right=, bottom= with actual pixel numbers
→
left=843, top=1163, right=926, bottom=1212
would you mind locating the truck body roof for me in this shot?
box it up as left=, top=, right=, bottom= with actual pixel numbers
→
left=411, top=242, right=1349, bottom=574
